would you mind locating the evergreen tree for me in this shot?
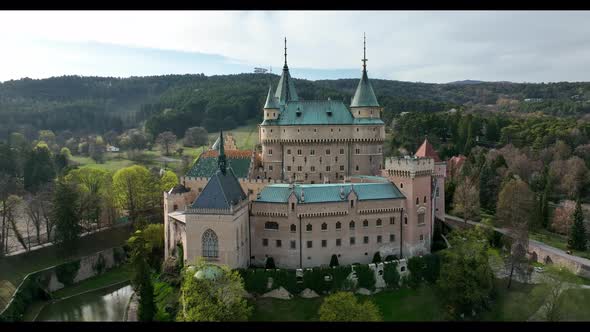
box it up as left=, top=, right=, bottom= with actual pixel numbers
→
left=329, top=254, right=339, bottom=267
left=51, top=178, right=81, bottom=255
left=568, top=198, right=587, bottom=251
left=127, top=230, right=156, bottom=321
left=24, top=143, right=56, bottom=193
left=372, top=252, right=382, bottom=263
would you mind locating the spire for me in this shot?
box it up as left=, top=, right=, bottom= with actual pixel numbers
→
left=415, top=137, right=441, bottom=162
left=217, top=130, right=227, bottom=175
left=275, top=37, right=299, bottom=104
left=264, top=84, right=279, bottom=109
left=351, top=33, right=380, bottom=108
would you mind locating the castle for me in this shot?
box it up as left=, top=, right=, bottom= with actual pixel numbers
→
left=164, top=38, right=446, bottom=269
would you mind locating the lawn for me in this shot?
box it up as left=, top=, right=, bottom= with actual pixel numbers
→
left=51, top=264, right=131, bottom=299
left=207, top=121, right=259, bottom=151
left=480, top=279, right=549, bottom=321
left=250, top=286, right=444, bottom=321
left=0, top=225, right=133, bottom=286
left=529, top=229, right=590, bottom=260
left=559, top=288, right=590, bottom=321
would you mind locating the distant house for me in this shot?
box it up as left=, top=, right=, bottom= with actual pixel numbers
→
left=106, top=145, right=120, bottom=152
left=447, top=108, right=458, bottom=114
left=524, top=98, right=543, bottom=103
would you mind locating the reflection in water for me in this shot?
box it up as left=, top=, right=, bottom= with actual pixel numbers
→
left=36, top=283, right=132, bottom=321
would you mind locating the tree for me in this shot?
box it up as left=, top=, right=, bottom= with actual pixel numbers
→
left=112, top=165, right=159, bottom=223
left=551, top=200, right=575, bottom=235
left=24, top=142, right=55, bottom=193
left=452, top=175, right=480, bottom=223
left=177, top=260, right=252, bottom=322
left=372, top=251, right=382, bottom=263
left=318, top=291, right=381, bottom=321
left=437, top=227, right=495, bottom=319
left=88, top=136, right=106, bottom=163
left=265, top=257, right=275, bottom=269
left=160, top=170, right=179, bottom=192
left=66, top=168, right=110, bottom=231
left=51, top=178, right=82, bottom=255
left=568, top=197, right=587, bottom=251
left=156, top=131, right=177, bottom=156
left=142, top=224, right=165, bottom=272
left=127, top=230, right=156, bottom=321
left=383, top=262, right=400, bottom=289
left=496, top=178, right=534, bottom=288
left=24, top=183, right=54, bottom=245
left=184, top=127, right=208, bottom=147
left=329, top=254, right=339, bottom=267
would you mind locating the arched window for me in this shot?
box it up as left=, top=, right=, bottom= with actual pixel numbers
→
left=265, top=221, right=279, bottom=231
left=321, top=222, right=328, bottom=231
left=416, top=197, right=419, bottom=205
left=423, top=196, right=427, bottom=203
left=349, top=221, right=355, bottom=230
left=376, top=219, right=382, bottom=227
left=363, top=219, right=369, bottom=227
left=202, top=229, right=218, bottom=258
left=336, top=222, right=342, bottom=230
left=290, top=224, right=296, bottom=232
left=306, top=224, right=312, bottom=232
left=400, top=183, right=404, bottom=188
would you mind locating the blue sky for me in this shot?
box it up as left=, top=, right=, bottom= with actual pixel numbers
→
left=1, top=11, right=590, bottom=83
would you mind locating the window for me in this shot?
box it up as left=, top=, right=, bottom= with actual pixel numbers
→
left=418, top=213, right=425, bottom=225
left=202, top=229, right=218, bottom=258
left=321, top=223, right=327, bottom=231
left=305, top=173, right=308, bottom=180
left=436, top=188, right=439, bottom=197
left=377, top=235, right=382, bottom=243
left=416, top=197, right=419, bottom=205
left=173, top=204, right=178, bottom=211
left=306, top=224, right=312, bottom=232
left=262, top=238, right=269, bottom=247
left=350, top=200, right=354, bottom=208
left=311, top=166, right=316, bottom=172
left=290, top=224, right=296, bottom=232
left=326, top=166, right=331, bottom=172
left=264, top=221, right=279, bottom=231
left=400, top=183, right=403, bottom=188
left=336, top=222, right=342, bottom=230
left=336, top=238, right=342, bottom=246
left=363, top=219, right=369, bottom=228
left=287, top=166, right=292, bottom=171
left=291, top=203, right=295, bottom=211
left=404, top=217, right=408, bottom=224
left=363, top=236, right=369, bottom=244
left=297, top=166, right=303, bottom=172
left=297, top=149, right=302, bottom=155
left=276, top=240, right=282, bottom=247
left=390, top=234, right=395, bottom=242
left=269, top=165, right=273, bottom=171
left=335, top=156, right=338, bottom=162
left=340, top=165, right=344, bottom=171
left=268, top=149, right=273, bottom=155
left=310, top=149, right=315, bottom=155
left=424, top=196, right=427, bottom=203
left=340, top=148, right=344, bottom=154
left=355, top=148, right=360, bottom=154
left=420, top=234, right=424, bottom=241
left=349, top=221, right=355, bottom=230
left=389, top=217, right=395, bottom=225
left=350, top=237, right=356, bottom=245
left=376, top=219, right=382, bottom=227
left=290, top=240, right=296, bottom=249
left=355, top=165, right=359, bottom=171
left=287, top=149, right=291, bottom=155
left=307, top=241, right=313, bottom=248
left=322, top=240, right=327, bottom=248
left=326, top=149, right=331, bottom=155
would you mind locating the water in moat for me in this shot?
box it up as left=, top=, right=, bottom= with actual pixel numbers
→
left=35, top=283, right=132, bottom=321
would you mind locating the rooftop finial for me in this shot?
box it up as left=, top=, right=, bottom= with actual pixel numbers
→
left=362, top=33, right=367, bottom=71
left=218, top=130, right=227, bottom=175
left=284, top=37, right=288, bottom=67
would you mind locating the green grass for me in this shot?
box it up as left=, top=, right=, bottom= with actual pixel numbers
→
left=70, top=154, right=135, bottom=172
left=559, top=288, right=590, bottom=321
left=0, top=225, right=133, bottom=286
left=207, top=121, right=259, bottom=151
left=480, top=279, right=549, bottom=321
left=250, top=297, right=323, bottom=321
left=51, top=264, right=131, bottom=299
left=529, top=229, right=590, bottom=260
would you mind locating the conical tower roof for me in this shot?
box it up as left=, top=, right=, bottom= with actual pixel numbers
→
left=415, top=137, right=441, bottom=162
left=264, top=85, right=280, bottom=109
left=274, top=37, right=299, bottom=104
left=351, top=34, right=379, bottom=108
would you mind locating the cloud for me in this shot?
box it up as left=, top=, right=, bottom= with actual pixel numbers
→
left=1, top=11, right=590, bottom=83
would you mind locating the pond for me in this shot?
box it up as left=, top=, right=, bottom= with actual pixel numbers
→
left=35, top=283, right=132, bottom=321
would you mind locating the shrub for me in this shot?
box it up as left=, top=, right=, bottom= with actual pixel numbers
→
left=384, top=255, right=398, bottom=262
left=303, top=267, right=331, bottom=294
left=331, top=266, right=353, bottom=291
left=239, top=269, right=268, bottom=294
left=55, top=260, right=81, bottom=286
left=407, top=254, right=441, bottom=288
left=372, top=252, right=382, bottom=263
left=93, top=253, right=107, bottom=275
left=383, top=262, right=400, bottom=288
left=265, top=257, right=276, bottom=269
left=354, top=264, right=376, bottom=291
left=113, top=247, right=127, bottom=265
left=270, top=269, right=301, bottom=294
left=329, top=254, right=339, bottom=267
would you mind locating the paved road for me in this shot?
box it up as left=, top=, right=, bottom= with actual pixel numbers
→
left=444, top=214, right=590, bottom=267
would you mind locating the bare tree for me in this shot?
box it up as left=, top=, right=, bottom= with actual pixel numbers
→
left=496, top=178, right=534, bottom=288
left=452, top=175, right=480, bottom=223
left=156, top=131, right=177, bottom=156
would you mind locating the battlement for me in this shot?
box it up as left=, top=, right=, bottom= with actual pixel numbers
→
left=182, top=176, right=285, bottom=185
left=384, top=156, right=434, bottom=178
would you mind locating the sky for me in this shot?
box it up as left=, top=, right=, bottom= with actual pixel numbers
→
left=1, top=10, right=590, bottom=83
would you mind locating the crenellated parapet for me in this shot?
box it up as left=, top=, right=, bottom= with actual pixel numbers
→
left=384, top=156, right=434, bottom=179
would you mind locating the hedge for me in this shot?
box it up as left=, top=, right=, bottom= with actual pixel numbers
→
left=354, top=264, right=376, bottom=291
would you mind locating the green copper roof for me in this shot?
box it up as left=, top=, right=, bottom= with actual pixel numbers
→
left=260, top=100, right=384, bottom=126
left=255, top=182, right=404, bottom=204
left=275, top=65, right=299, bottom=104
left=351, top=70, right=379, bottom=108
left=186, top=155, right=252, bottom=179
left=264, top=85, right=280, bottom=109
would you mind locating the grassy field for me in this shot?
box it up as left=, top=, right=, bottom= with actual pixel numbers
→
left=51, top=264, right=131, bottom=299
left=0, top=225, right=133, bottom=286
left=480, top=279, right=549, bottom=321
left=559, top=288, right=590, bottom=321
left=251, top=286, right=444, bottom=321
left=207, top=121, right=259, bottom=151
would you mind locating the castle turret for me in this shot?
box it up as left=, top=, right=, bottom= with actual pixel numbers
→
left=350, top=34, right=382, bottom=119
left=263, top=85, right=280, bottom=121
left=274, top=37, right=299, bottom=105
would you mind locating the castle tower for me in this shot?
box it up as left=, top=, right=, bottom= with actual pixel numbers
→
left=263, top=85, right=280, bottom=121
left=350, top=33, right=383, bottom=119
left=274, top=37, right=299, bottom=105
left=415, top=137, right=446, bottom=221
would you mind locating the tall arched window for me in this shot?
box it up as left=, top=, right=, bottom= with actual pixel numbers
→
left=336, top=222, right=342, bottom=230
left=321, top=222, right=328, bottom=231
left=290, top=224, right=297, bottom=232
left=363, top=219, right=369, bottom=227
left=202, top=229, right=218, bottom=258
left=349, top=221, right=355, bottom=230
left=423, top=196, right=427, bottom=203
left=416, top=197, right=419, bottom=205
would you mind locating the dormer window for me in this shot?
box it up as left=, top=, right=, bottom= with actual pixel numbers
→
left=296, top=110, right=302, bottom=117
left=327, top=111, right=333, bottom=116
